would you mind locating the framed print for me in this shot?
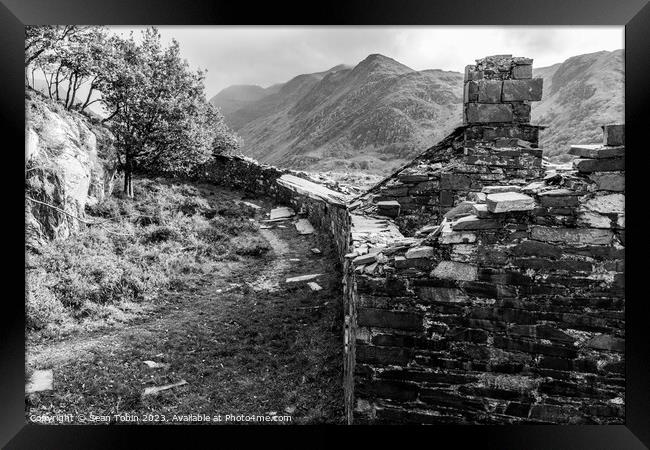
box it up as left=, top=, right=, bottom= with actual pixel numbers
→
left=2, top=0, right=649, bottom=447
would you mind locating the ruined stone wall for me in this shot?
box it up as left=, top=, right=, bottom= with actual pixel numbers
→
left=343, top=56, right=625, bottom=425
left=355, top=55, right=547, bottom=237
left=196, top=154, right=353, bottom=261
left=358, top=127, right=545, bottom=236
left=347, top=149, right=625, bottom=423
left=196, top=56, right=625, bottom=426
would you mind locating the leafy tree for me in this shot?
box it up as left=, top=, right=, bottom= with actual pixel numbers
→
left=98, top=28, right=237, bottom=196
left=26, top=25, right=109, bottom=111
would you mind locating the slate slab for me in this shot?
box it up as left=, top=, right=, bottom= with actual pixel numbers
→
left=486, top=192, right=535, bottom=213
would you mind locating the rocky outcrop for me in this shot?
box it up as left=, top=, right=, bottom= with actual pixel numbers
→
left=25, top=91, right=118, bottom=248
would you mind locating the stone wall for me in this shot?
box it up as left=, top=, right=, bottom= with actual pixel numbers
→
left=343, top=56, right=625, bottom=425
left=196, top=154, right=353, bottom=261
left=197, top=55, right=625, bottom=426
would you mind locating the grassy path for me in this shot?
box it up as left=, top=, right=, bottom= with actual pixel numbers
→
left=26, top=185, right=344, bottom=424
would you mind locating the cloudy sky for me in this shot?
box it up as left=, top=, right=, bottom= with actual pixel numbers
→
left=110, top=26, right=623, bottom=97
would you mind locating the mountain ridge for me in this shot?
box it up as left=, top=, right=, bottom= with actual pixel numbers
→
left=211, top=49, right=623, bottom=172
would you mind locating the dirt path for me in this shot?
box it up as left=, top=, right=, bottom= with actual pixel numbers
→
left=26, top=188, right=344, bottom=424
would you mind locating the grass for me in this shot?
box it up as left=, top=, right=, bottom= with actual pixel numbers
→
left=26, top=177, right=345, bottom=424
left=26, top=176, right=270, bottom=341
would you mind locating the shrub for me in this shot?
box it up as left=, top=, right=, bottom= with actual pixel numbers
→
left=26, top=270, right=66, bottom=330
left=27, top=176, right=267, bottom=335
left=144, top=225, right=181, bottom=243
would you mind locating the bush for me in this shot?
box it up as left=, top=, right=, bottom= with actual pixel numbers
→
left=26, top=270, right=66, bottom=330
left=27, top=176, right=268, bottom=335
left=144, top=225, right=181, bottom=243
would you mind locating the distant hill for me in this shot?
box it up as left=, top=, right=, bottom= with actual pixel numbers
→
left=210, top=50, right=624, bottom=172
left=532, top=49, right=624, bottom=162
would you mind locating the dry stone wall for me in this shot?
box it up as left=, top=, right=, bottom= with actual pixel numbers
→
left=199, top=55, right=625, bottom=426
left=343, top=56, right=625, bottom=425
left=196, top=154, right=353, bottom=260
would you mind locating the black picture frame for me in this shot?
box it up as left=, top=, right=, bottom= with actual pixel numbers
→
left=3, top=0, right=648, bottom=447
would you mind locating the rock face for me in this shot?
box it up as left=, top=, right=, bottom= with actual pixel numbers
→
left=25, top=91, right=117, bottom=248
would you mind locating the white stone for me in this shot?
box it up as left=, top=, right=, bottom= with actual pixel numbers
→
left=269, top=206, right=295, bottom=220
left=583, top=193, right=624, bottom=214
left=451, top=244, right=477, bottom=263
left=405, top=246, right=434, bottom=259
left=26, top=369, right=53, bottom=393
left=482, top=185, right=521, bottom=194
left=431, top=261, right=478, bottom=281
left=295, top=218, right=315, bottom=235
left=439, top=231, right=477, bottom=245
left=486, top=192, right=535, bottom=213
left=286, top=274, right=322, bottom=283
left=307, top=282, right=322, bottom=291
left=577, top=210, right=612, bottom=229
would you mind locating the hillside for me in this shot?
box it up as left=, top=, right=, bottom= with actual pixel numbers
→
left=212, top=55, right=463, bottom=172
left=211, top=50, right=624, bottom=172
left=532, top=49, right=624, bottom=162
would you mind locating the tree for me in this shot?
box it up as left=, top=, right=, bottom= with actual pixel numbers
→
left=98, top=28, right=237, bottom=196
left=26, top=26, right=109, bottom=111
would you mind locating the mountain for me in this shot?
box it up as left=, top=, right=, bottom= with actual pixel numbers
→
left=209, top=84, right=281, bottom=118
left=211, top=55, right=463, bottom=172
left=532, top=49, right=624, bottom=162
left=211, top=50, right=623, bottom=172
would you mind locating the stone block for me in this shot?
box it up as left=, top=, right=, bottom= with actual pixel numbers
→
left=477, top=80, right=503, bottom=103
left=416, top=286, right=468, bottom=303
left=443, top=201, right=476, bottom=220
left=440, top=173, right=472, bottom=190
left=588, top=172, right=624, bottom=192
left=512, top=102, right=531, bottom=123
left=512, top=64, right=532, bottom=79
left=398, top=172, right=429, bottom=183
left=357, top=379, right=419, bottom=402
left=573, top=157, right=624, bottom=173
left=381, top=185, right=409, bottom=196
left=464, top=65, right=484, bottom=82
left=530, top=226, right=614, bottom=245
left=569, top=144, right=625, bottom=159
left=540, top=195, right=579, bottom=208
left=529, top=404, right=581, bottom=423
left=583, top=193, right=624, bottom=214
left=501, top=78, right=543, bottom=101
left=602, top=124, right=625, bottom=146
left=482, top=185, right=521, bottom=194
left=405, top=246, right=434, bottom=259
left=431, top=261, right=478, bottom=281
left=464, top=81, right=479, bottom=102
left=586, top=334, right=625, bottom=352
left=472, top=203, right=490, bottom=218
left=439, top=190, right=454, bottom=207
left=511, top=240, right=562, bottom=258
left=357, top=308, right=423, bottom=331
left=353, top=253, right=378, bottom=266
left=451, top=215, right=502, bottom=230
left=377, top=200, right=401, bottom=218
left=356, top=344, right=413, bottom=365
left=486, top=192, right=535, bottom=213
left=419, top=389, right=486, bottom=411
left=439, top=230, right=477, bottom=244
left=465, top=103, right=514, bottom=123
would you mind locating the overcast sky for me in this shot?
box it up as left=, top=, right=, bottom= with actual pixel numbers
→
left=109, top=26, right=623, bottom=97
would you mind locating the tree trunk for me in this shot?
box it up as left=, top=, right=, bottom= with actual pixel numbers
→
left=123, top=156, right=134, bottom=198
